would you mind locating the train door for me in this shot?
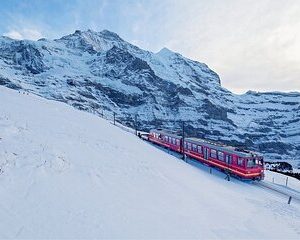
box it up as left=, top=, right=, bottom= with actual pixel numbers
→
left=204, top=148, right=209, bottom=160
left=232, top=155, right=237, bottom=166
left=225, top=155, right=232, bottom=165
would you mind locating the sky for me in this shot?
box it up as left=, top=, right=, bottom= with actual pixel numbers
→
left=0, top=0, right=299, bottom=93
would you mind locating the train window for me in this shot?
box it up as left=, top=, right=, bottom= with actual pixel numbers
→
left=210, top=149, right=217, bottom=158
left=165, top=136, right=168, bottom=141
left=169, top=137, right=172, bottom=143
left=197, top=146, right=202, bottom=154
left=172, top=138, right=176, bottom=145
left=176, top=139, right=180, bottom=146
left=258, top=159, right=263, bottom=166
left=184, top=142, right=187, bottom=149
left=218, top=151, right=224, bottom=161
left=187, top=143, right=192, bottom=150
left=256, top=159, right=263, bottom=166
left=225, top=155, right=232, bottom=164
left=247, top=159, right=256, bottom=168
left=237, top=158, right=244, bottom=166
left=192, top=144, right=197, bottom=152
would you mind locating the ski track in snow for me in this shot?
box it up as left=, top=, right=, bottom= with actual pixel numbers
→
left=0, top=86, right=300, bottom=239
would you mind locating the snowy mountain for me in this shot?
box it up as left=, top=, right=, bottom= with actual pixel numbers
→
left=1, top=86, right=300, bottom=238
left=0, top=29, right=299, bottom=164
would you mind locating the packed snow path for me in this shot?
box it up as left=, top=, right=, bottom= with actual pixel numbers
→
left=1, top=86, right=300, bottom=239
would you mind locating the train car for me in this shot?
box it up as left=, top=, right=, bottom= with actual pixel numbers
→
left=148, top=129, right=182, bottom=153
left=184, top=138, right=264, bottom=180
left=148, top=129, right=264, bottom=181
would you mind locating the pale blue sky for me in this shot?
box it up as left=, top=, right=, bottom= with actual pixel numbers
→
left=1, top=0, right=299, bottom=93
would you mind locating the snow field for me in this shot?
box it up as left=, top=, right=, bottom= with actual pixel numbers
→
left=1, top=86, right=300, bottom=239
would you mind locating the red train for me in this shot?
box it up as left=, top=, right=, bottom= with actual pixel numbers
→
left=148, top=129, right=264, bottom=180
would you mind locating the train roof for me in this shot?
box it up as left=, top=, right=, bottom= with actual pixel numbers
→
left=186, top=137, right=262, bottom=158
left=150, top=129, right=262, bottom=158
left=150, top=129, right=182, bottom=139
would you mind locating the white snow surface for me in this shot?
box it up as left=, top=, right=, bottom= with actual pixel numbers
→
left=264, top=170, right=300, bottom=193
left=1, top=86, right=300, bottom=239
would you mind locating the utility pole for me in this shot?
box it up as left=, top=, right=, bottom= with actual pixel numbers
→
left=135, top=114, right=138, bottom=136
left=182, top=121, right=185, bottom=161
left=113, top=112, right=116, bottom=125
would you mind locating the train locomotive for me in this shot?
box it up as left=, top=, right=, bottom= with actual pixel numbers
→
left=148, top=129, right=264, bottom=181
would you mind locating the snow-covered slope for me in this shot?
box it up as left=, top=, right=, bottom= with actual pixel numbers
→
left=0, top=30, right=299, bottom=164
left=1, top=86, right=300, bottom=238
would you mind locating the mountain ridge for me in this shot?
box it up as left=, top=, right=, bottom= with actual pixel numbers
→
left=0, top=29, right=299, bottom=165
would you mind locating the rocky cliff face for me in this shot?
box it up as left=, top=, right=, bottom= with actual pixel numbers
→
left=0, top=30, right=299, bottom=164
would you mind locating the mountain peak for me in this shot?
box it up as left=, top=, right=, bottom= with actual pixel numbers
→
left=99, top=29, right=122, bottom=39
left=57, top=29, right=126, bottom=53
left=156, top=47, right=182, bottom=60
left=71, top=29, right=123, bottom=42
left=157, top=47, right=175, bottom=55
left=74, top=29, right=82, bottom=35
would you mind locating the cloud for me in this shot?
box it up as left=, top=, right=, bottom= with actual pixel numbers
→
left=4, top=28, right=43, bottom=40
left=147, top=0, right=300, bottom=93
left=0, top=0, right=299, bottom=93
left=3, top=30, right=23, bottom=39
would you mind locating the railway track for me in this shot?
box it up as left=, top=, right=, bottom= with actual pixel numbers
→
left=253, top=181, right=300, bottom=204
